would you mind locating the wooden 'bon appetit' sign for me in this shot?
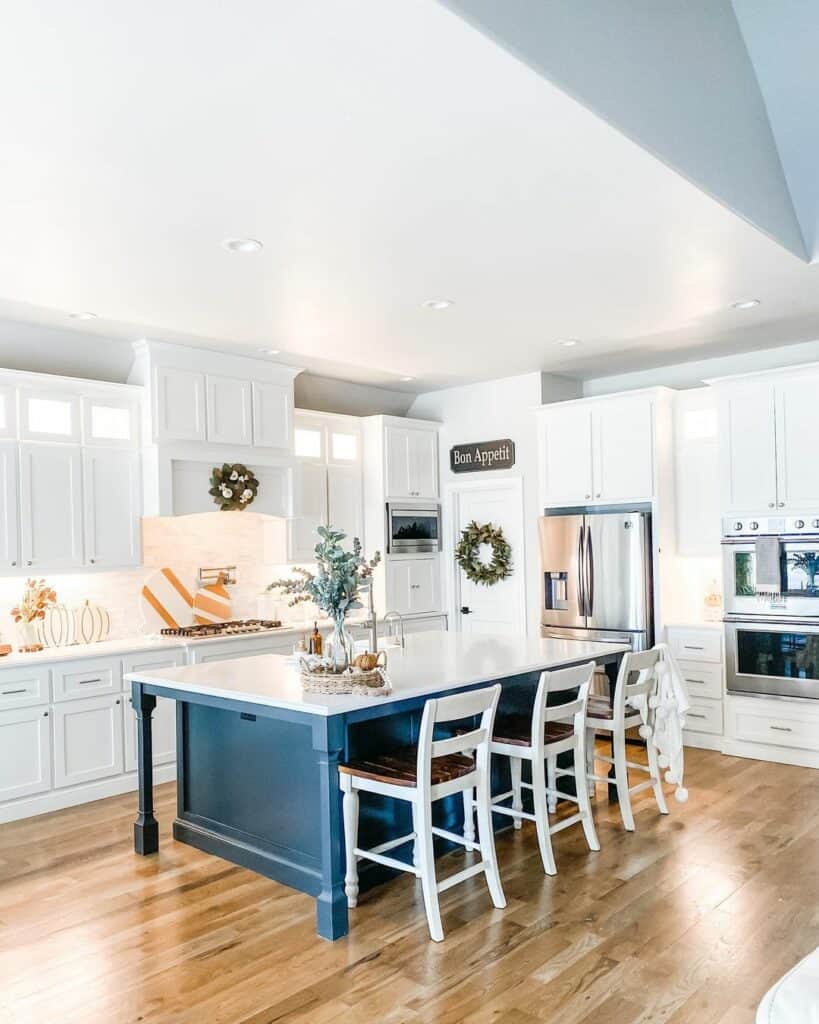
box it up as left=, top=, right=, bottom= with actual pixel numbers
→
left=450, top=438, right=515, bottom=473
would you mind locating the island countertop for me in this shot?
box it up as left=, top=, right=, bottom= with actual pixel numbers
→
left=126, top=631, right=629, bottom=716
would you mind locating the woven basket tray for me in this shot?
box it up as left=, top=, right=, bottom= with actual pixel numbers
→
left=300, top=664, right=390, bottom=696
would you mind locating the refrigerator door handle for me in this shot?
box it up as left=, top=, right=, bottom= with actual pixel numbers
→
left=585, top=525, right=594, bottom=617
left=577, top=524, right=586, bottom=616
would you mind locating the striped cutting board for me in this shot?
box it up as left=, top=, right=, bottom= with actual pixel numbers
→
left=193, top=575, right=232, bottom=625
left=140, top=568, right=194, bottom=631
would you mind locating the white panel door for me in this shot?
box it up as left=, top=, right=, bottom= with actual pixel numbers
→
left=454, top=482, right=526, bottom=635
left=82, top=397, right=139, bottom=448
left=407, top=430, right=438, bottom=499
left=83, top=449, right=141, bottom=567
left=206, top=375, right=252, bottom=446
left=19, top=389, right=80, bottom=443
left=327, top=465, right=362, bottom=544
left=385, top=558, right=413, bottom=615
left=20, top=443, right=84, bottom=569
left=407, top=557, right=441, bottom=615
left=540, top=406, right=593, bottom=507
left=0, top=705, right=51, bottom=801
left=53, top=694, right=124, bottom=788
left=775, top=377, right=819, bottom=509
left=155, top=367, right=206, bottom=441
left=720, top=383, right=778, bottom=512
left=592, top=396, right=654, bottom=503
left=252, top=381, right=291, bottom=450
left=385, top=427, right=411, bottom=498
left=0, top=441, right=19, bottom=570
left=290, top=462, right=328, bottom=562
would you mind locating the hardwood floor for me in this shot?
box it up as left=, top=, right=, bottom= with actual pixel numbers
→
left=1, top=746, right=818, bottom=1023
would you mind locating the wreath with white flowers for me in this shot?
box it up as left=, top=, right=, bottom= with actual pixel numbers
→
left=455, top=520, right=512, bottom=586
left=209, top=463, right=259, bottom=511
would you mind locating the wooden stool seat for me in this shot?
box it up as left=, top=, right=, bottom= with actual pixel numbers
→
left=339, top=749, right=474, bottom=788
left=491, top=715, right=574, bottom=746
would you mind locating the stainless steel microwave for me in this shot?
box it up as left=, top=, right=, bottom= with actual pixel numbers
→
left=387, top=503, right=441, bottom=554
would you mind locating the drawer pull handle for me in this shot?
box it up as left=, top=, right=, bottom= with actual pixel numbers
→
left=2, top=688, right=28, bottom=695
left=685, top=678, right=706, bottom=685
left=770, top=725, right=793, bottom=733
left=78, top=677, right=103, bottom=685
left=683, top=645, right=705, bottom=651
left=687, top=712, right=707, bottom=719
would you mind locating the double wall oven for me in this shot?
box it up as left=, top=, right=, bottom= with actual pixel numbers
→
left=723, top=515, right=819, bottom=699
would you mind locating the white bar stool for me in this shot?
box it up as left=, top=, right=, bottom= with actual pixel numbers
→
left=586, top=647, right=669, bottom=832
left=464, top=662, right=600, bottom=876
left=338, top=684, right=506, bottom=943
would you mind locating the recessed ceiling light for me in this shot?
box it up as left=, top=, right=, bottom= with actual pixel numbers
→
left=731, top=299, right=760, bottom=310
left=222, top=237, right=264, bottom=254
left=557, top=338, right=579, bottom=347
left=69, top=311, right=98, bottom=320
left=400, top=376, right=415, bottom=382
left=257, top=348, right=281, bottom=356
left=422, top=299, right=453, bottom=310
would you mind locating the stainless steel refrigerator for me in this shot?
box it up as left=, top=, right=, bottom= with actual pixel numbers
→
left=538, top=510, right=653, bottom=650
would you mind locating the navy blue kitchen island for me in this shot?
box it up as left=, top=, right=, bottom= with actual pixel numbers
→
left=127, top=632, right=627, bottom=940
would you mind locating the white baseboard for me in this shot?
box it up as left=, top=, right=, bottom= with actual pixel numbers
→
left=0, top=763, right=177, bottom=824
left=720, top=739, right=819, bottom=770
left=682, top=731, right=723, bottom=752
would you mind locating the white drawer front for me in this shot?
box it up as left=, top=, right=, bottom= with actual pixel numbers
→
left=668, top=628, right=722, bottom=664
left=187, top=637, right=294, bottom=664
left=0, top=666, right=50, bottom=710
left=122, top=650, right=185, bottom=683
left=732, top=704, right=819, bottom=753
left=52, top=657, right=121, bottom=701
left=677, top=660, right=722, bottom=701
left=683, top=698, right=723, bottom=735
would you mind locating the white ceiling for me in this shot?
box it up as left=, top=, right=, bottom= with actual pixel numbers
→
left=1, top=1, right=819, bottom=392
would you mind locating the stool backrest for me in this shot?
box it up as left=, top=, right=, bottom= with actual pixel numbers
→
left=416, top=684, right=501, bottom=790
left=614, top=648, right=661, bottom=720
left=531, top=662, right=595, bottom=748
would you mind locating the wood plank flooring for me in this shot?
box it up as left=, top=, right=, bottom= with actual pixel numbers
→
left=1, top=746, right=818, bottom=1023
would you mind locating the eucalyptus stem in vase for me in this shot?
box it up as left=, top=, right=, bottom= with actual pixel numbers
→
left=268, top=527, right=381, bottom=670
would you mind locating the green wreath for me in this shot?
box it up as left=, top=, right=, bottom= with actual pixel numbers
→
left=455, top=520, right=512, bottom=586
left=209, top=463, right=259, bottom=511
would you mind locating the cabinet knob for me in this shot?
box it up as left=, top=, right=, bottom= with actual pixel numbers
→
left=585, top=494, right=591, bottom=500
left=115, top=699, right=120, bottom=705
left=778, top=502, right=785, bottom=508
left=89, top=558, right=95, bottom=564
left=43, top=711, right=48, bottom=717
left=10, top=560, right=15, bottom=567
left=768, top=502, right=775, bottom=508
left=595, top=493, right=601, bottom=498
left=26, top=560, right=32, bottom=566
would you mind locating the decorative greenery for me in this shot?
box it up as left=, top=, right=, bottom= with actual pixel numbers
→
left=455, top=520, right=512, bottom=586
left=11, top=578, right=57, bottom=624
left=792, top=552, right=819, bottom=594
left=209, top=463, right=259, bottom=511
left=267, top=526, right=381, bottom=622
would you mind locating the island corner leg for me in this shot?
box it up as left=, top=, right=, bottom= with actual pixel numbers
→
left=313, top=716, right=349, bottom=941
left=133, top=683, right=159, bottom=855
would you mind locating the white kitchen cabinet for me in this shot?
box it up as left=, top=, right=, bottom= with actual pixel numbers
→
left=252, top=381, right=291, bottom=450
left=775, top=377, right=819, bottom=509
left=0, top=705, right=52, bottom=801
left=0, top=666, right=50, bottom=711
left=206, top=375, right=253, bottom=446
left=592, top=397, right=653, bottom=502
left=81, top=396, right=139, bottom=448
left=385, top=426, right=439, bottom=499
left=155, top=367, right=206, bottom=442
left=18, top=389, right=80, bottom=443
left=53, top=693, right=124, bottom=789
left=187, top=635, right=294, bottom=664
left=83, top=448, right=141, bottom=567
left=19, top=442, right=84, bottom=569
left=674, top=388, right=720, bottom=556
left=720, top=381, right=778, bottom=513
left=52, top=656, right=121, bottom=702
left=539, top=404, right=594, bottom=505
left=328, top=464, right=363, bottom=543
left=0, top=440, right=19, bottom=570
left=386, top=557, right=441, bottom=616
left=290, top=462, right=329, bottom=562
left=0, top=385, right=17, bottom=438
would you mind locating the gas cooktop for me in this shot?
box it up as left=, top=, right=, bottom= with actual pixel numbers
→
left=160, top=619, right=283, bottom=639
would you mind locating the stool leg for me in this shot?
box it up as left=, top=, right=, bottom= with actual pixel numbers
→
left=586, top=727, right=595, bottom=790
left=475, top=773, right=506, bottom=910
left=613, top=728, right=635, bottom=832
left=646, top=736, right=669, bottom=815
left=510, top=756, right=523, bottom=830
left=341, top=777, right=360, bottom=908
left=531, top=756, right=557, bottom=876
left=574, top=729, right=600, bottom=853
left=415, top=796, right=444, bottom=942
left=462, top=787, right=475, bottom=844
left=411, top=802, right=420, bottom=868
left=547, top=755, right=557, bottom=814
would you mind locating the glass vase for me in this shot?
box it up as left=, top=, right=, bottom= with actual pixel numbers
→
left=326, top=617, right=353, bottom=671
left=17, top=619, right=42, bottom=651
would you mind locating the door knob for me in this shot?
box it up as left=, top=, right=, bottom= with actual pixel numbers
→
left=460, top=606, right=472, bottom=615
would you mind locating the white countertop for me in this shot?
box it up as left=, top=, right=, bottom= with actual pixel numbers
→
left=125, top=632, right=629, bottom=717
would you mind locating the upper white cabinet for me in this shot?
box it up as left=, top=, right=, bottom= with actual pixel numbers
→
left=0, top=441, right=19, bottom=570
left=81, top=396, right=139, bottom=448
left=385, top=425, right=439, bottom=499
left=386, top=556, right=441, bottom=616
left=206, top=375, right=252, bottom=446
left=19, top=389, right=80, bottom=443
left=0, top=386, right=17, bottom=438
left=19, top=443, right=84, bottom=570
left=538, top=392, right=660, bottom=508
left=674, top=388, right=720, bottom=556
left=82, top=449, right=141, bottom=567
left=717, top=369, right=819, bottom=512
left=155, top=367, right=206, bottom=442
left=252, top=381, right=291, bottom=450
